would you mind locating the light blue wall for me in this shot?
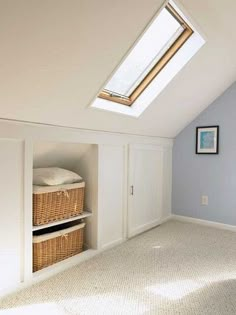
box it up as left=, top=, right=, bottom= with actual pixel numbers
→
left=172, top=82, right=236, bottom=225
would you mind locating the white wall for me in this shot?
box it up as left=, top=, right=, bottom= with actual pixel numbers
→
left=0, top=0, right=235, bottom=138
left=97, top=145, right=125, bottom=249
left=172, top=82, right=236, bottom=226
left=33, top=141, right=94, bottom=170
left=0, top=139, right=23, bottom=294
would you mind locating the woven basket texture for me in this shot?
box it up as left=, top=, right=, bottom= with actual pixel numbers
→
left=33, top=187, right=84, bottom=226
left=33, top=225, right=84, bottom=272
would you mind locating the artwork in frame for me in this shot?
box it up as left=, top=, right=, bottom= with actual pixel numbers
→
left=196, top=126, right=219, bottom=154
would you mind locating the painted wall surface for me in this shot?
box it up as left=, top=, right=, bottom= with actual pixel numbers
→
left=0, top=1, right=235, bottom=137
left=172, top=82, right=236, bottom=225
left=33, top=141, right=94, bottom=170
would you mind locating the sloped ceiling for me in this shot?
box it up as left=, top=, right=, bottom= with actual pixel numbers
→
left=0, top=0, right=235, bottom=137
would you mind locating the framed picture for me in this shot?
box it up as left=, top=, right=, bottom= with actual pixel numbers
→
left=196, top=126, right=219, bottom=154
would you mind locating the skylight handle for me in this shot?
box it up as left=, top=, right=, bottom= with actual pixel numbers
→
left=110, top=92, right=128, bottom=100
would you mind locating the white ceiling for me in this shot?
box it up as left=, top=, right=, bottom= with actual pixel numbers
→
left=0, top=0, right=235, bottom=138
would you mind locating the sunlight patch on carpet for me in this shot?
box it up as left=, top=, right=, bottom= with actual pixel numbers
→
left=146, top=280, right=205, bottom=300
left=0, top=303, right=67, bottom=315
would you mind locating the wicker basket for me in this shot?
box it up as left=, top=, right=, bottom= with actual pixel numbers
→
left=33, top=222, right=85, bottom=272
left=33, top=182, right=85, bottom=226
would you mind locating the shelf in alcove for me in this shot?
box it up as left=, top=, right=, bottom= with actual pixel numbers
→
left=32, top=210, right=92, bottom=231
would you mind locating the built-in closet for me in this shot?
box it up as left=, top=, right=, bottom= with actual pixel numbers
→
left=0, top=120, right=172, bottom=297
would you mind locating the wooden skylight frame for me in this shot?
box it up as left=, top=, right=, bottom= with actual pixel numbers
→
left=98, top=3, right=193, bottom=107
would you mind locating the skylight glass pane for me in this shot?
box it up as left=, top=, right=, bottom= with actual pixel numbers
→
left=104, top=7, right=184, bottom=97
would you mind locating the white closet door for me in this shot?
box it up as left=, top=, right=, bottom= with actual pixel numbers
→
left=128, top=144, right=163, bottom=237
left=0, top=139, right=23, bottom=293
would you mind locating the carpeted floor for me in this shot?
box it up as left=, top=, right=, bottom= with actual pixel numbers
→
left=1, top=220, right=236, bottom=315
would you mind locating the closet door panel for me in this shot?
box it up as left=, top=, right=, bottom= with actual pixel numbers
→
left=128, top=144, right=163, bottom=237
left=98, top=145, right=124, bottom=249
left=0, top=139, right=23, bottom=293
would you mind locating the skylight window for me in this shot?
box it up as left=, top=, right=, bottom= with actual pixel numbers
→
left=98, top=3, right=193, bottom=106
left=91, top=0, right=206, bottom=117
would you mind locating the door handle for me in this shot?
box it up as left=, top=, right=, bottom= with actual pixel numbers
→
left=130, top=185, right=134, bottom=195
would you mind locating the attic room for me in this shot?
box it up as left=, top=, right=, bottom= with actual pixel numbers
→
left=0, top=0, right=236, bottom=314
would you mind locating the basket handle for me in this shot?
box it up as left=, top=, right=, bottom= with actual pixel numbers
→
left=61, top=233, right=69, bottom=240
left=56, top=190, right=70, bottom=198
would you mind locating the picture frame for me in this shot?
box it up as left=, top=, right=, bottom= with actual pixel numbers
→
left=196, top=126, right=219, bottom=154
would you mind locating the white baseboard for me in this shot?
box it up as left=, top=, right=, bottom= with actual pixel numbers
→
left=172, top=214, right=236, bottom=232
left=0, top=249, right=100, bottom=299
left=100, top=238, right=124, bottom=251
left=128, top=215, right=172, bottom=238
left=32, top=249, right=99, bottom=281
left=160, top=215, right=172, bottom=224
left=128, top=220, right=159, bottom=238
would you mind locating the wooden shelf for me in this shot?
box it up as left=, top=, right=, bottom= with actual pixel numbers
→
left=32, top=210, right=92, bottom=231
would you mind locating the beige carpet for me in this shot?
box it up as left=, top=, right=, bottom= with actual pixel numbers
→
left=1, top=220, right=236, bottom=315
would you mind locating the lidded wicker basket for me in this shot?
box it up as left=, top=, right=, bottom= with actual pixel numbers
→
left=33, top=222, right=85, bottom=272
left=33, top=182, right=85, bottom=226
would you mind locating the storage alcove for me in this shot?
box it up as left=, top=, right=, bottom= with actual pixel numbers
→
left=0, top=120, right=172, bottom=296
left=32, top=141, right=98, bottom=272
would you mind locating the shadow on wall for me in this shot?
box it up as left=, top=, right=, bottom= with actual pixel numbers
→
left=33, top=141, right=94, bottom=171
